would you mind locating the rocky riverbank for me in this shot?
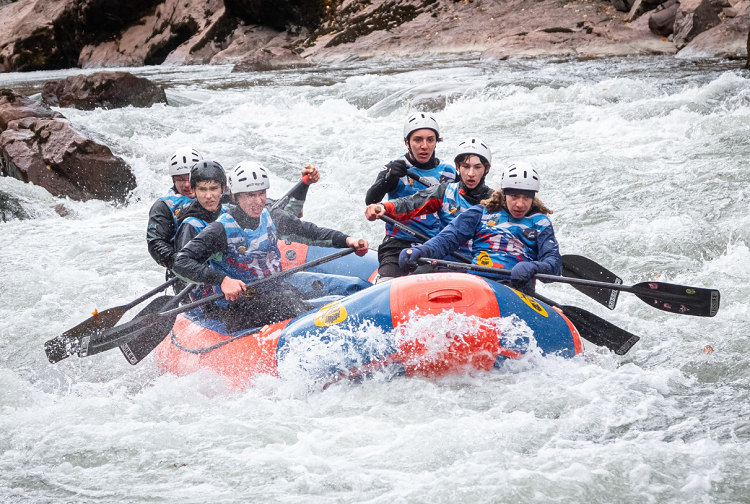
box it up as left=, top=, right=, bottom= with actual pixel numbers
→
left=0, top=0, right=748, bottom=74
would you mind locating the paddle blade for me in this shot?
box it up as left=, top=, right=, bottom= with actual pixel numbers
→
left=118, top=316, right=176, bottom=365
left=561, top=305, right=640, bottom=355
left=44, top=305, right=131, bottom=363
left=631, top=282, right=720, bottom=317
left=562, top=255, right=622, bottom=310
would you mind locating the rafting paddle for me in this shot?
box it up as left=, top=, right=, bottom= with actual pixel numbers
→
left=119, top=284, right=195, bottom=365
left=562, top=255, right=622, bottom=310
left=377, top=214, right=473, bottom=264
left=269, top=174, right=311, bottom=211
left=46, top=247, right=358, bottom=364
left=416, top=257, right=721, bottom=317
left=43, top=277, right=180, bottom=363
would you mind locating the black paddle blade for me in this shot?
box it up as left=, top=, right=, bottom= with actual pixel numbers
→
left=561, top=305, right=640, bottom=356
left=562, top=255, right=622, bottom=310
left=82, top=296, right=176, bottom=358
left=119, top=317, right=176, bottom=365
left=44, top=305, right=131, bottom=363
left=631, top=282, right=720, bottom=317
left=44, top=296, right=172, bottom=363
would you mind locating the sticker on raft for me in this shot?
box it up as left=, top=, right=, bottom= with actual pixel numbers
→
left=512, top=290, right=549, bottom=317
left=314, top=301, right=348, bottom=327
left=476, top=251, right=494, bottom=267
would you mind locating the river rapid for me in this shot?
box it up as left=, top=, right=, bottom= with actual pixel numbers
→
left=1, top=56, right=749, bottom=503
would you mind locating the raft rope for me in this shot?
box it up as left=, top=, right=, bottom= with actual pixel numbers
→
left=170, top=325, right=262, bottom=354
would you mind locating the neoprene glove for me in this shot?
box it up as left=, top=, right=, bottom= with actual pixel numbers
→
left=384, top=159, right=409, bottom=186
left=511, top=261, right=539, bottom=283
left=398, top=246, right=425, bottom=274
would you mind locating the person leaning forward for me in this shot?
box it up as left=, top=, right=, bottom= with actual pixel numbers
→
left=173, top=161, right=369, bottom=333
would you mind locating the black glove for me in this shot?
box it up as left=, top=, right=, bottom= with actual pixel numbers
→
left=384, top=159, right=409, bottom=186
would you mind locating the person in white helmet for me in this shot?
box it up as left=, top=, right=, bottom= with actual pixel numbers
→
left=365, top=137, right=495, bottom=259
left=147, top=146, right=320, bottom=272
left=398, top=162, right=561, bottom=294
left=146, top=146, right=203, bottom=271
left=364, top=112, right=456, bottom=280
left=174, top=161, right=369, bottom=331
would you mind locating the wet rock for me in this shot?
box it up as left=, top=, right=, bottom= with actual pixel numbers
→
left=678, top=4, right=750, bottom=57
left=672, top=0, right=722, bottom=49
left=0, top=189, right=30, bottom=221
left=626, top=0, right=670, bottom=22
left=231, top=46, right=312, bottom=71
left=612, top=0, right=636, bottom=13
left=209, top=24, right=280, bottom=65
left=41, top=71, right=167, bottom=110
left=648, top=0, right=679, bottom=37
left=0, top=89, right=136, bottom=202
left=223, top=0, right=328, bottom=31
left=0, top=0, right=162, bottom=73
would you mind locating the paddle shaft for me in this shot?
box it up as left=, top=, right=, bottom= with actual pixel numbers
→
left=125, top=277, right=180, bottom=309
left=89, top=247, right=358, bottom=349
left=269, top=175, right=310, bottom=211
left=378, top=215, right=472, bottom=264
left=417, top=256, right=714, bottom=307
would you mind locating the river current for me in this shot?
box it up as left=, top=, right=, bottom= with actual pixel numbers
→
left=1, top=56, right=749, bottom=503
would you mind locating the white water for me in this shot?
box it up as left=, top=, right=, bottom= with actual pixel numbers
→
left=1, top=56, right=749, bottom=503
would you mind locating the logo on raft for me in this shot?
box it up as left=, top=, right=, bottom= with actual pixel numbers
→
left=314, top=301, right=348, bottom=327
left=512, top=289, right=549, bottom=317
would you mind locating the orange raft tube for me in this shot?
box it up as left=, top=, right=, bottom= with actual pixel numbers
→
left=155, top=273, right=583, bottom=389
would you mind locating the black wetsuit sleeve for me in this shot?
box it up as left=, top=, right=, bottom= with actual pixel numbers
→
left=146, top=199, right=176, bottom=269
left=365, top=169, right=397, bottom=204
left=289, top=182, right=310, bottom=202
left=173, top=222, right=229, bottom=286
left=270, top=208, right=350, bottom=248
left=173, top=222, right=200, bottom=254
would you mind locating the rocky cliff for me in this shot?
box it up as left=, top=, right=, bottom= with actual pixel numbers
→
left=0, top=0, right=748, bottom=72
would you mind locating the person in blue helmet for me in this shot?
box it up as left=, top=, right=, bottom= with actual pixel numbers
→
left=398, top=162, right=561, bottom=294
left=174, top=161, right=369, bottom=332
left=364, top=112, right=456, bottom=281
left=365, top=137, right=495, bottom=260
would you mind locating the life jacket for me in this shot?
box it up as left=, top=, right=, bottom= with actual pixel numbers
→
left=209, top=208, right=282, bottom=307
left=439, top=182, right=477, bottom=257
left=160, top=188, right=194, bottom=227
left=385, top=154, right=455, bottom=241
left=177, top=205, right=228, bottom=237
left=470, top=208, right=552, bottom=270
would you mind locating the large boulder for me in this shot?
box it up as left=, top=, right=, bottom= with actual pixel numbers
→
left=41, top=71, right=167, bottom=110
left=612, top=0, right=636, bottom=13
left=672, top=0, right=722, bottom=49
left=0, top=89, right=136, bottom=202
left=223, top=0, right=329, bottom=31
left=677, top=4, right=750, bottom=57
left=648, top=0, right=679, bottom=37
left=0, top=0, right=162, bottom=73
left=231, top=46, right=312, bottom=71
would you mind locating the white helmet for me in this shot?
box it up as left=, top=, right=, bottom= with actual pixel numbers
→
left=500, top=162, right=540, bottom=192
left=228, top=161, right=270, bottom=194
left=169, top=147, right=203, bottom=176
left=454, top=137, right=492, bottom=166
left=403, top=112, right=440, bottom=140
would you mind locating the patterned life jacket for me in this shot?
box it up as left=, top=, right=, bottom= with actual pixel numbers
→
left=160, top=188, right=194, bottom=229
left=470, top=208, right=552, bottom=270
left=209, top=208, right=282, bottom=306
left=439, top=182, right=476, bottom=257
left=385, top=155, right=455, bottom=241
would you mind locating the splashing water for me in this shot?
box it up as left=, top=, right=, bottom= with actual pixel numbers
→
left=1, top=56, right=749, bottom=502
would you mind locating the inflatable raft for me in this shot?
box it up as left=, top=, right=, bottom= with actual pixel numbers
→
left=155, top=245, right=583, bottom=388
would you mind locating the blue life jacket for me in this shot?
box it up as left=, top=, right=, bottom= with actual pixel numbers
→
left=471, top=208, right=553, bottom=270
left=160, top=189, right=194, bottom=228
left=385, top=155, right=455, bottom=241
left=210, top=208, right=282, bottom=306
left=440, top=182, right=475, bottom=257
